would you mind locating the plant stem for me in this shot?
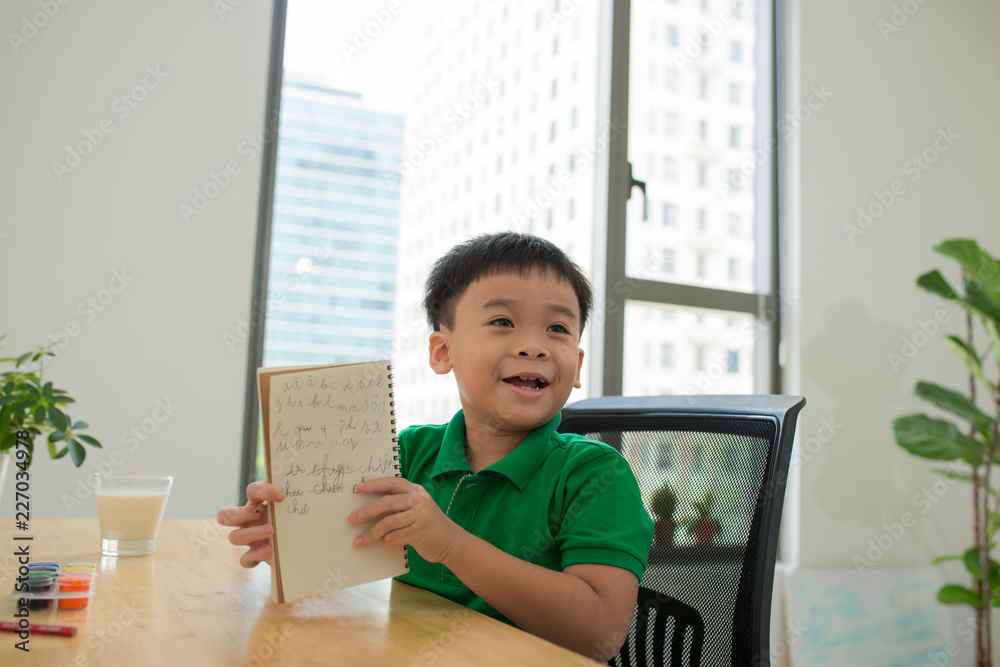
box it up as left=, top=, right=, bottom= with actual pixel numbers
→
left=973, top=464, right=985, bottom=666
left=966, top=309, right=987, bottom=667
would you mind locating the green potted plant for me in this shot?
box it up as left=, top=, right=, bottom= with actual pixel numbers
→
left=0, top=338, right=103, bottom=468
left=649, top=481, right=678, bottom=546
left=892, top=239, right=1000, bottom=667
left=688, top=490, right=721, bottom=546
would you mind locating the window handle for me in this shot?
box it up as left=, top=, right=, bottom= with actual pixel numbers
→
left=628, top=161, right=646, bottom=201
left=628, top=161, right=648, bottom=220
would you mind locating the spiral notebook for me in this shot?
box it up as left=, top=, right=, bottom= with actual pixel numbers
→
left=257, top=360, right=408, bottom=603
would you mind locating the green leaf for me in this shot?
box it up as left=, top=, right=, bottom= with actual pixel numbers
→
left=15, top=352, right=32, bottom=368
left=893, top=414, right=987, bottom=464
left=936, top=240, right=1000, bottom=286
left=47, top=430, right=67, bottom=443
left=938, top=584, right=983, bottom=607
left=46, top=439, right=56, bottom=458
left=915, top=381, right=995, bottom=431
left=32, top=405, right=45, bottom=423
left=931, top=468, right=990, bottom=491
left=52, top=446, right=69, bottom=460
left=985, top=318, right=1000, bottom=370
left=944, top=336, right=995, bottom=391
left=41, top=381, right=53, bottom=398
left=932, top=554, right=965, bottom=565
left=0, top=403, right=10, bottom=435
left=75, top=434, right=102, bottom=449
left=68, top=439, right=85, bottom=467
left=935, top=240, right=1000, bottom=323
left=0, top=431, right=14, bottom=455
left=72, top=420, right=88, bottom=430
left=53, top=395, right=75, bottom=405
left=963, top=547, right=1000, bottom=587
left=917, top=270, right=959, bottom=301
left=989, top=511, right=1000, bottom=538
left=48, top=406, right=69, bottom=431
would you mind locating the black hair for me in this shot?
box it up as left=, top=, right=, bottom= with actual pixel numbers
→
left=423, top=232, right=593, bottom=337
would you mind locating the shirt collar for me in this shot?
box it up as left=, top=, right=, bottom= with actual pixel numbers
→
left=429, top=410, right=562, bottom=491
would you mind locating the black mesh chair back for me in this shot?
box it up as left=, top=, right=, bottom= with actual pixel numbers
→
left=558, top=395, right=805, bottom=667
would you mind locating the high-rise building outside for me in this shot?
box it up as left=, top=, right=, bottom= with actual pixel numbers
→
left=388, top=0, right=760, bottom=430
left=261, top=74, right=405, bottom=368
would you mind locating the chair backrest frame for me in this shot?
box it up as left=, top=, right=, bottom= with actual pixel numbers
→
left=558, top=394, right=805, bottom=666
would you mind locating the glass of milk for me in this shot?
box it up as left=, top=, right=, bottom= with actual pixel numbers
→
left=92, top=474, right=173, bottom=556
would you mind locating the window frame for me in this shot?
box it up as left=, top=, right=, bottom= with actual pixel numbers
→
left=240, top=0, right=786, bottom=499
left=589, top=0, right=783, bottom=398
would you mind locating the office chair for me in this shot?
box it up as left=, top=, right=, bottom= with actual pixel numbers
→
left=558, top=395, right=805, bottom=667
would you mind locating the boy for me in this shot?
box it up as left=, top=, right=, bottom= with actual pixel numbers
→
left=218, top=232, right=653, bottom=661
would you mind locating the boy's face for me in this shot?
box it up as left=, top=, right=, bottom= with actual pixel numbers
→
left=428, top=270, right=585, bottom=435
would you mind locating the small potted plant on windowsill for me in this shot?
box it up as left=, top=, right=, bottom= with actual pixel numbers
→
left=649, top=481, right=678, bottom=547
left=688, top=490, right=721, bottom=546
left=0, top=338, right=103, bottom=473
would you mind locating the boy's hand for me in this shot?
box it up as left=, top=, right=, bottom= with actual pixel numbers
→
left=216, top=482, right=285, bottom=568
left=350, top=477, right=461, bottom=564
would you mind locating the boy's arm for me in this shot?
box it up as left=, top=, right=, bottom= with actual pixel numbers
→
left=443, top=531, right=638, bottom=661
left=351, top=477, right=637, bottom=661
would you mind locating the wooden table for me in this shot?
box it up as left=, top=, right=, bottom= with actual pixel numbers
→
left=0, top=519, right=601, bottom=666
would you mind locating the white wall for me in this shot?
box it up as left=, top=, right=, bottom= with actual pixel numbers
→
left=778, top=0, right=1000, bottom=662
left=0, top=0, right=274, bottom=518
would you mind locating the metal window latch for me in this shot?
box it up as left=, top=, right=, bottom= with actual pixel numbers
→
left=628, top=161, right=647, bottom=219
left=628, top=162, right=646, bottom=200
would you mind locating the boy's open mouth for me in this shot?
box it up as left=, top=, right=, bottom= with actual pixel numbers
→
left=503, top=376, right=549, bottom=391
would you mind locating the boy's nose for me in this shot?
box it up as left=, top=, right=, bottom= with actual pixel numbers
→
left=515, top=339, right=548, bottom=358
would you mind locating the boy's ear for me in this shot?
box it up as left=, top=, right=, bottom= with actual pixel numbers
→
left=574, top=348, right=584, bottom=389
left=428, top=330, right=453, bottom=375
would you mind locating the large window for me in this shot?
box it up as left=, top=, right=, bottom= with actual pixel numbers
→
left=243, top=0, right=781, bottom=483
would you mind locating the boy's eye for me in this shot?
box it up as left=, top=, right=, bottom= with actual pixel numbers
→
left=548, top=324, right=569, bottom=334
left=491, top=317, right=513, bottom=327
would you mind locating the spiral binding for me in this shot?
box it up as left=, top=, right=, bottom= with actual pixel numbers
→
left=387, top=363, right=409, bottom=570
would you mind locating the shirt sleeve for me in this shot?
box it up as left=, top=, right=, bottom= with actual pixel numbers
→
left=554, top=444, right=654, bottom=581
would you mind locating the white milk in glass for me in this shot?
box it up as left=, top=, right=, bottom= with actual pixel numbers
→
left=96, top=492, right=169, bottom=541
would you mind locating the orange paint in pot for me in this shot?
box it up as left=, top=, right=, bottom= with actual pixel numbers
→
left=57, top=573, right=93, bottom=609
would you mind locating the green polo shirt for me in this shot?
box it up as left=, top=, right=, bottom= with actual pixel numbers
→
left=396, top=410, right=654, bottom=626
